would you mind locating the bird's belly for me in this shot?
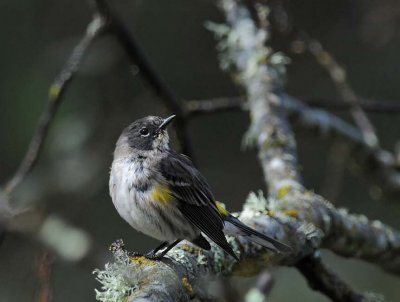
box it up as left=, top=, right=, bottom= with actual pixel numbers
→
left=110, top=161, right=198, bottom=242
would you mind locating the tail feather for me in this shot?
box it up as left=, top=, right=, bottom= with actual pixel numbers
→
left=223, top=215, right=292, bottom=254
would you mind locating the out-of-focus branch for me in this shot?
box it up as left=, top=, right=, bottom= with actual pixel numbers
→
left=268, top=0, right=379, bottom=148
left=303, top=97, right=400, bottom=113
left=302, top=33, right=379, bottom=147
left=92, top=0, right=194, bottom=158
left=297, top=254, right=367, bottom=302
left=282, top=94, right=400, bottom=199
left=186, top=96, right=245, bottom=116
left=187, top=96, right=400, bottom=116
left=36, top=250, right=53, bottom=302
left=2, top=15, right=106, bottom=197
left=0, top=8, right=109, bottom=267
left=186, top=95, right=400, bottom=198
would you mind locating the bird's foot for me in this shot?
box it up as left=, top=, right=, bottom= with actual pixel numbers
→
left=143, top=250, right=165, bottom=261
left=127, top=251, right=143, bottom=258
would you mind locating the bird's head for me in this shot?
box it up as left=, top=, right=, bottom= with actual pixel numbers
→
left=116, top=115, right=176, bottom=156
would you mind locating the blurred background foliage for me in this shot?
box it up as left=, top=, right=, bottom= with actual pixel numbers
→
left=1, top=0, right=400, bottom=301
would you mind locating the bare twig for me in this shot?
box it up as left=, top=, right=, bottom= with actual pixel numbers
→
left=305, top=34, right=379, bottom=147
left=92, top=0, right=194, bottom=157
left=303, top=97, right=400, bottom=113
left=2, top=15, right=106, bottom=196
left=36, top=250, right=53, bottom=302
left=186, top=96, right=400, bottom=116
left=267, top=0, right=379, bottom=147
left=282, top=94, right=400, bottom=198
left=186, top=95, right=400, bottom=198
left=297, top=254, right=367, bottom=302
left=186, top=96, right=245, bottom=116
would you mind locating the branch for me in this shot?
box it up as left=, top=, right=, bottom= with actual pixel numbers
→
left=282, top=94, right=400, bottom=199
left=186, top=96, right=400, bottom=116
left=302, top=33, right=379, bottom=147
left=303, top=97, right=400, bottom=114
left=297, top=254, right=369, bottom=302
left=2, top=15, right=106, bottom=196
left=92, top=0, right=194, bottom=157
left=186, top=97, right=245, bottom=116
left=94, top=187, right=399, bottom=301
left=186, top=95, right=400, bottom=198
left=268, top=0, right=379, bottom=147
left=216, top=0, right=394, bottom=299
left=0, top=7, right=109, bottom=267
left=218, top=0, right=400, bottom=272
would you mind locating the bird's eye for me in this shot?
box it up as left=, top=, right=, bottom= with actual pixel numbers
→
left=139, top=127, right=150, bottom=137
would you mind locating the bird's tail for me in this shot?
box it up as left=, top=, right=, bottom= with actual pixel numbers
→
left=223, top=214, right=292, bottom=254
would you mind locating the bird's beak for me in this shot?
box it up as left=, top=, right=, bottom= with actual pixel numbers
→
left=157, top=115, right=176, bottom=132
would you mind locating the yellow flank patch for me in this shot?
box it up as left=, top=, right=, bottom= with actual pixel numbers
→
left=215, top=201, right=230, bottom=216
left=151, top=185, right=174, bottom=205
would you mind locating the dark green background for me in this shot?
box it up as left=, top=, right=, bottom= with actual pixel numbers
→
left=1, top=1, right=400, bottom=301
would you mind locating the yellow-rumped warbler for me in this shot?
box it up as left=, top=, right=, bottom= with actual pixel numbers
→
left=109, top=115, right=291, bottom=260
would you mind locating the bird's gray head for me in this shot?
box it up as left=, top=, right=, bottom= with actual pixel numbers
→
left=118, top=115, right=175, bottom=154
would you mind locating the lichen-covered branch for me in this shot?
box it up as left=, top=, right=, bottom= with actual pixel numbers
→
left=93, top=194, right=313, bottom=302
left=217, top=0, right=400, bottom=274
left=94, top=187, right=400, bottom=300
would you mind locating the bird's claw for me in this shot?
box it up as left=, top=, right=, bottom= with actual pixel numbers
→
left=144, top=251, right=164, bottom=261
left=127, top=251, right=143, bottom=258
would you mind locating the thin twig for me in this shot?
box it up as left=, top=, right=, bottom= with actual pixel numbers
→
left=303, top=97, right=400, bottom=113
left=186, top=95, right=400, bottom=197
left=304, top=34, right=379, bottom=147
left=297, top=254, right=366, bottom=302
left=267, top=0, right=379, bottom=147
left=2, top=15, right=106, bottom=195
left=186, top=96, right=245, bottom=116
left=92, top=0, right=194, bottom=158
left=36, top=250, right=53, bottom=302
left=186, top=96, right=400, bottom=117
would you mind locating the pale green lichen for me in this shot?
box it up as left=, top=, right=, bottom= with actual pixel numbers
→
left=243, top=191, right=269, bottom=215
left=93, top=250, right=136, bottom=302
left=297, top=222, right=323, bottom=248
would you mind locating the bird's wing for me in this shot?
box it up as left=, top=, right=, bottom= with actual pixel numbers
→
left=159, top=151, right=238, bottom=259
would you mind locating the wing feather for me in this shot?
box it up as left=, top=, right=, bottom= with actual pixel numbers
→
left=159, top=151, right=238, bottom=260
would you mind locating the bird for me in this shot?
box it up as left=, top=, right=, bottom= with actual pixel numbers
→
left=109, top=115, right=291, bottom=260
